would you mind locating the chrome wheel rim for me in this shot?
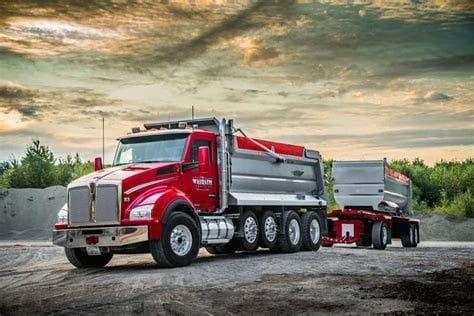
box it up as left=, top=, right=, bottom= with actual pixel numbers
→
left=309, top=218, right=320, bottom=244
left=409, top=225, right=414, bottom=244
left=244, top=216, right=258, bottom=244
left=264, top=216, right=277, bottom=242
left=288, top=218, right=301, bottom=245
left=414, top=226, right=418, bottom=243
left=170, top=224, right=192, bottom=256
left=382, top=225, right=388, bottom=245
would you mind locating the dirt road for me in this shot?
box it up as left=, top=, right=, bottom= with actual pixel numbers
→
left=0, top=242, right=472, bottom=315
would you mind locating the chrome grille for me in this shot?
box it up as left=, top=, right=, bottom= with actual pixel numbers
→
left=68, top=186, right=89, bottom=224
left=95, top=185, right=119, bottom=222
left=68, top=183, right=120, bottom=226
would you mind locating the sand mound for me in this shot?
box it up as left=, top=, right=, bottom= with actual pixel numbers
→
left=415, top=211, right=474, bottom=241
left=0, top=186, right=66, bottom=240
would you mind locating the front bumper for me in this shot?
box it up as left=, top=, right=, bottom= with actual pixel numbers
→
left=53, top=225, right=149, bottom=248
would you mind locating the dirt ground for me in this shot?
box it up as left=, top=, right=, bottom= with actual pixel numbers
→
left=0, top=242, right=472, bottom=315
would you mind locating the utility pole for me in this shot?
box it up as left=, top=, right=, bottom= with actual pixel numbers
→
left=102, top=116, right=105, bottom=164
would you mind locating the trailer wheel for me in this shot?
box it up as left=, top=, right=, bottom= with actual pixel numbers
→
left=150, top=211, right=200, bottom=268
left=240, top=210, right=259, bottom=251
left=277, top=211, right=302, bottom=253
left=372, top=221, right=388, bottom=250
left=401, top=223, right=415, bottom=248
left=65, top=248, right=113, bottom=268
left=259, top=211, right=278, bottom=249
left=301, top=212, right=322, bottom=251
left=414, top=224, right=419, bottom=246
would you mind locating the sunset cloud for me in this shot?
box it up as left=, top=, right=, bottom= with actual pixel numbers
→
left=0, top=0, right=472, bottom=163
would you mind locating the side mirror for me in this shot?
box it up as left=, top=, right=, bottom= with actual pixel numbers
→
left=198, top=146, right=210, bottom=172
left=94, top=157, right=103, bottom=171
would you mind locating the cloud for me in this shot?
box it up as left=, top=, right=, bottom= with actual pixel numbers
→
left=0, top=81, right=37, bottom=99
left=405, top=90, right=453, bottom=104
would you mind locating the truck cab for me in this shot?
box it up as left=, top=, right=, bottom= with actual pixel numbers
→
left=53, top=118, right=329, bottom=268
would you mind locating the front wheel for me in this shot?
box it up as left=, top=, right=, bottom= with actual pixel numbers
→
left=150, top=212, right=200, bottom=268
left=65, top=248, right=113, bottom=268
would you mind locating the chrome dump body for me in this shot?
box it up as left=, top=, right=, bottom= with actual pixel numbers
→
left=227, top=140, right=327, bottom=208
left=333, top=160, right=413, bottom=216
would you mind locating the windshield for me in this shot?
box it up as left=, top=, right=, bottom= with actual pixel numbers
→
left=113, top=134, right=189, bottom=165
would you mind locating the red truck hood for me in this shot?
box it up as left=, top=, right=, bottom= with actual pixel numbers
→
left=71, top=162, right=177, bottom=184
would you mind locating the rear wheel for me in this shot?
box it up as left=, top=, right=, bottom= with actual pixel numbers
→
left=372, top=221, right=388, bottom=250
left=277, top=211, right=302, bottom=253
left=150, top=212, right=200, bottom=268
left=65, top=248, right=113, bottom=268
left=240, top=210, right=259, bottom=251
left=259, top=211, right=278, bottom=249
left=301, top=212, right=322, bottom=251
left=401, top=223, right=415, bottom=248
left=414, top=224, right=419, bottom=246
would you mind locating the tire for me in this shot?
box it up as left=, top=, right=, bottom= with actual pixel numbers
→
left=150, top=212, right=200, bottom=268
left=411, top=223, right=418, bottom=248
left=401, top=223, right=414, bottom=248
left=239, top=210, right=259, bottom=251
left=65, top=248, right=113, bottom=268
left=277, top=211, right=302, bottom=253
left=414, top=224, right=420, bottom=245
left=205, top=239, right=241, bottom=255
left=372, top=221, right=388, bottom=250
left=300, top=212, right=322, bottom=251
left=259, top=211, right=278, bottom=249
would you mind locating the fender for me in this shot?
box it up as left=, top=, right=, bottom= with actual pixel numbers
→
left=123, top=186, right=199, bottom=240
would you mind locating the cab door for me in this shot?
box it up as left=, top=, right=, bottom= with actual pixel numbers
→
left=182, top=134, right=219, bottom=212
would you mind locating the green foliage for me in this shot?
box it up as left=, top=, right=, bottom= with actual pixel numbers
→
left=323, top=159, right=339, bottom=211
left=389, top=158, right=474, bottom=218
left=0, top=140, right=93, bottom=188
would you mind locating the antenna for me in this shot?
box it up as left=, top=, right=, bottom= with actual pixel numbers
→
left=192, top=105, right=195, bottom=129
left=102, top=116, right=105, bottom=164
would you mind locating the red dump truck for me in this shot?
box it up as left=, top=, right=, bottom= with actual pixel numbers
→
left=53, top=118, right=329, bottom=267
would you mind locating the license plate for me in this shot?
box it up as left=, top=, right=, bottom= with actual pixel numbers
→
left=86, top=246, right=101, bottom=256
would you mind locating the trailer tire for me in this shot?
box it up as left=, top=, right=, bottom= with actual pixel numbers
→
left=372, top=221, right=388, bottom=250
left=65, top=248, right=113, bottom=268
left=239, top=210, right=259, bottom=251
left=259, top=211, right=278, bottom=249
left=414, top=224, right=419, bottom=246
left=401, top=223, right=416, bottom=248
left=277, top=211, right=302, bottom=253
left=150, top=212, right=200, bottom=268
left=301, top=212, right=322, bottom=251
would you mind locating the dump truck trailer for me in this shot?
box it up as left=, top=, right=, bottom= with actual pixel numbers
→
left=53, top=118, right=329, bottom=268
left=322, top=160, right=420, bottom=249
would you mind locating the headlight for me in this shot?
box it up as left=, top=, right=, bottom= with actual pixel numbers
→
left=57, top=204, right=68, bottom=224
left=129, top=204, right=153, bottom=220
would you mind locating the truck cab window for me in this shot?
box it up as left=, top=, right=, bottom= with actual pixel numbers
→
left=190, top=139, right=211, bottom=163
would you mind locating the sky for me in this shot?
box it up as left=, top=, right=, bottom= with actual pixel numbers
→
left=0, top=0, right=473, bottom=164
